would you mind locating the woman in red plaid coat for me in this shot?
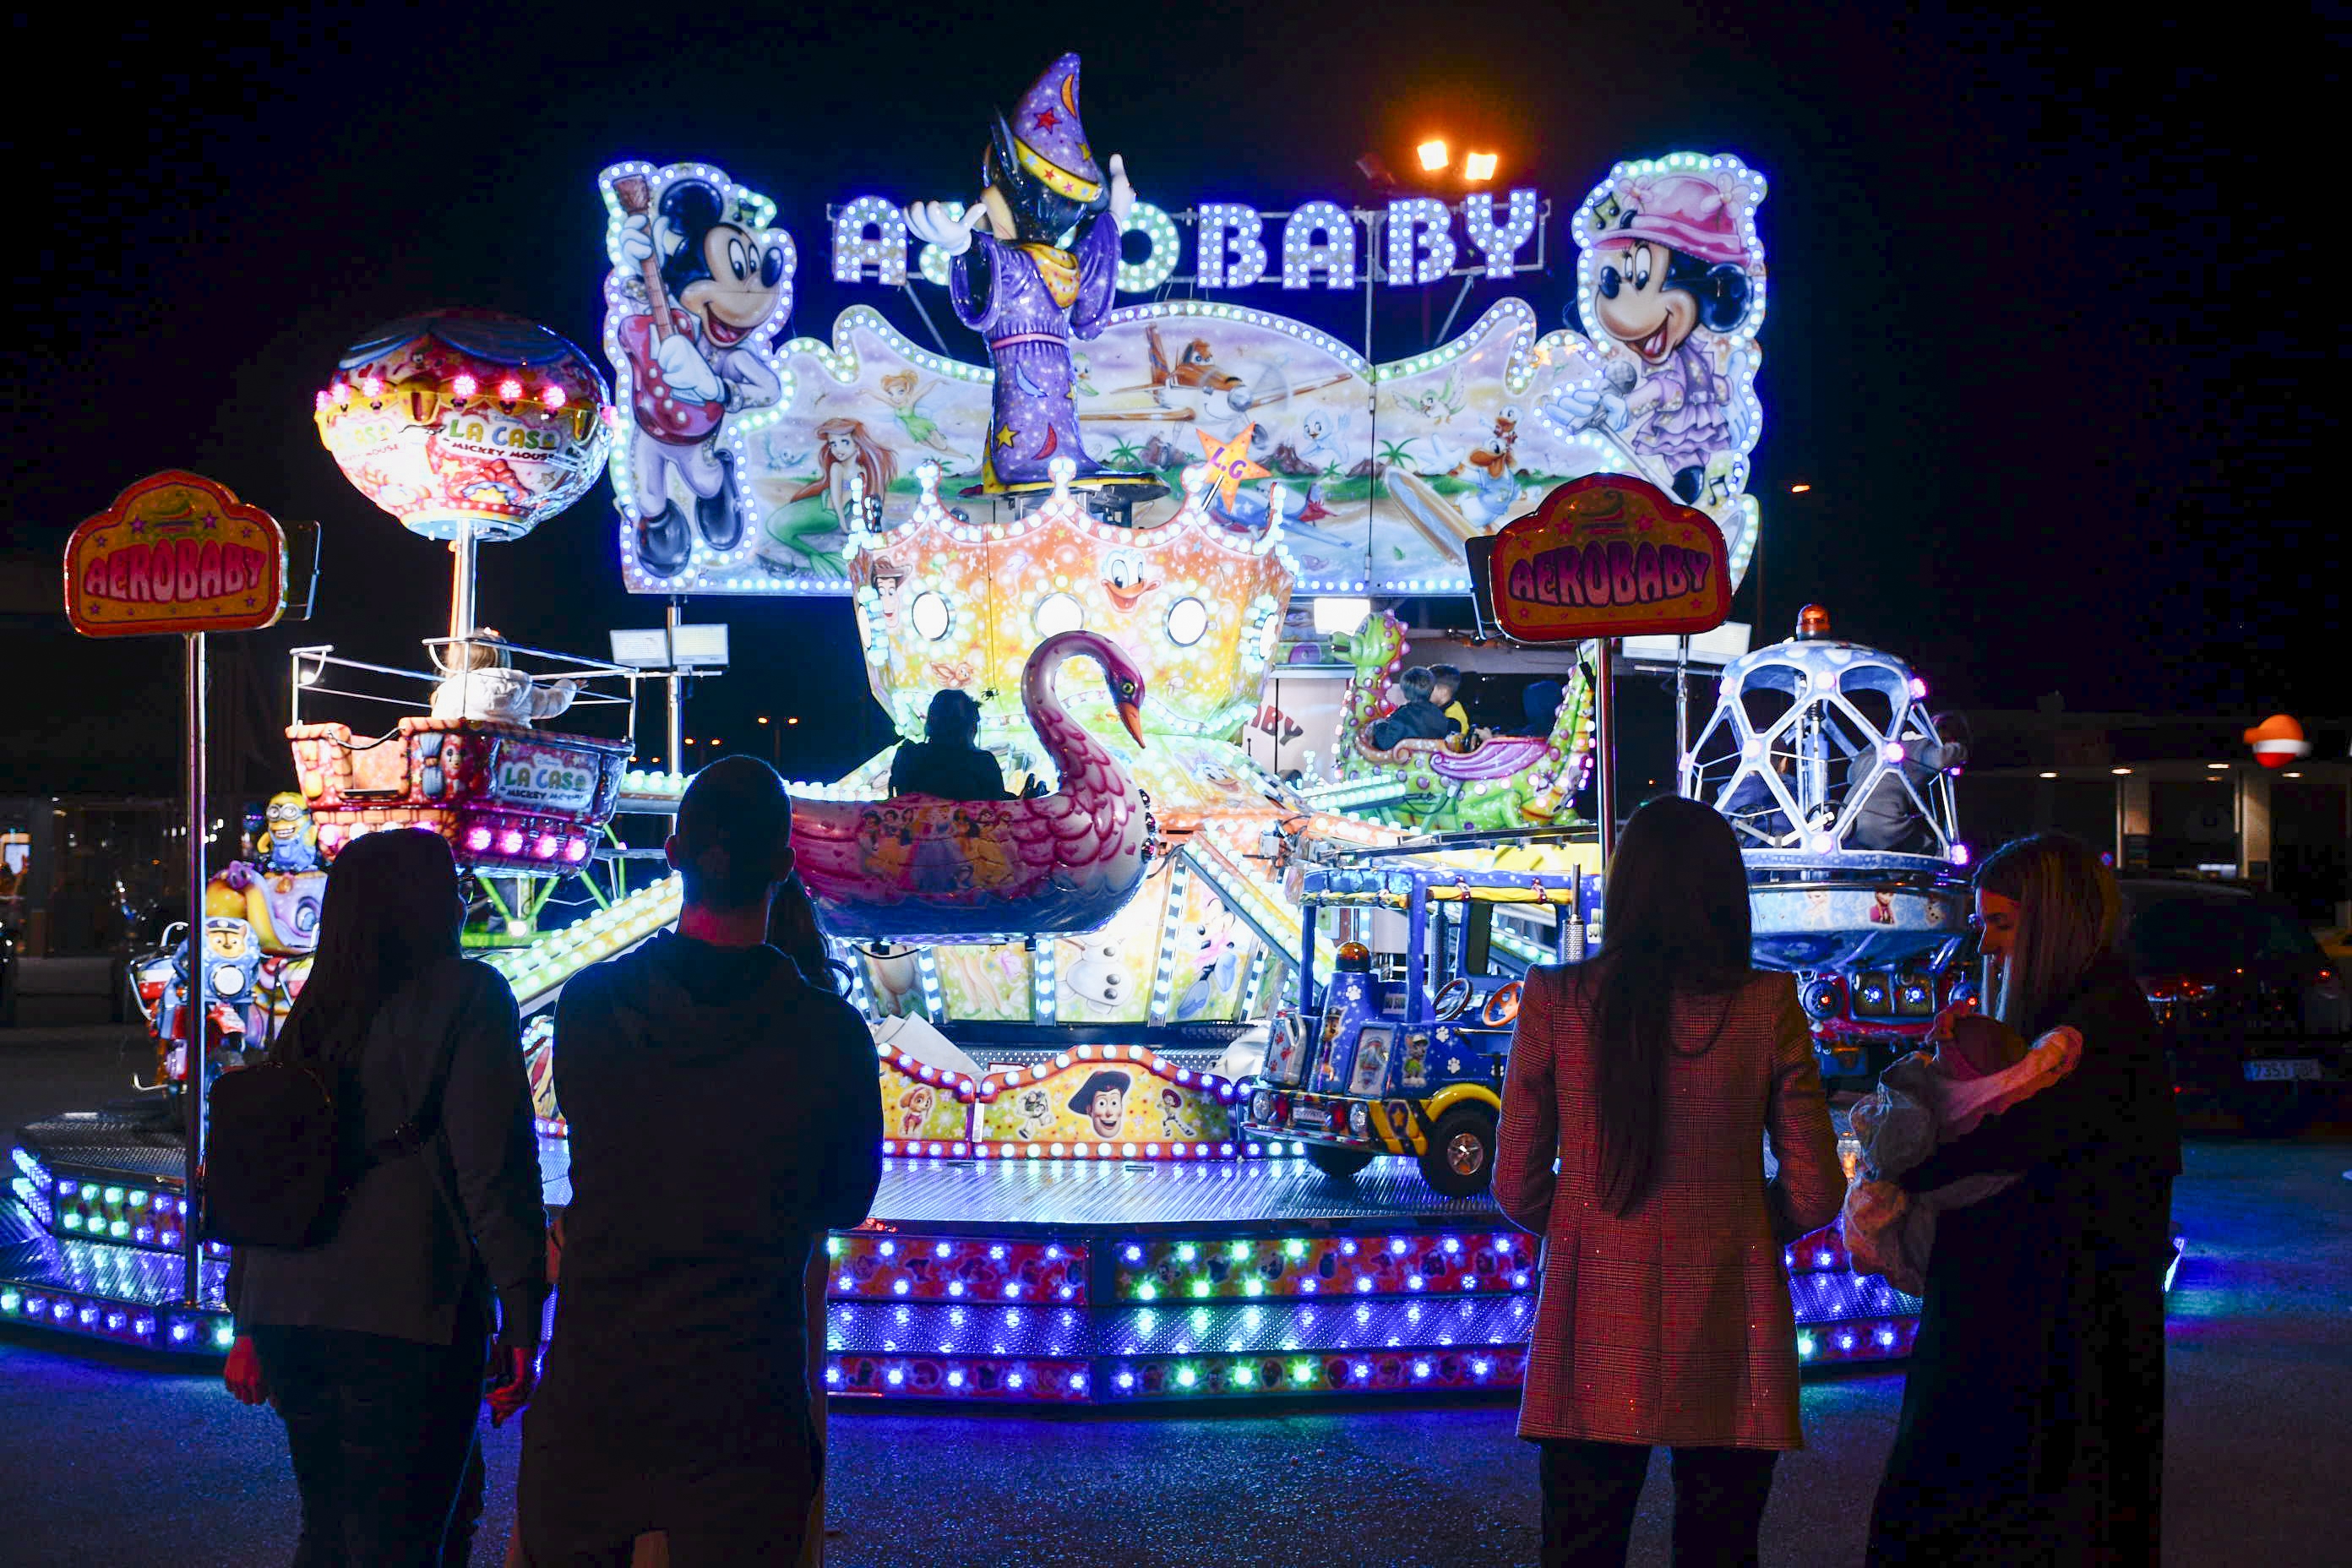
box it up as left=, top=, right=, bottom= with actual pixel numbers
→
left=1494, top=796, right=1844, bottom=1567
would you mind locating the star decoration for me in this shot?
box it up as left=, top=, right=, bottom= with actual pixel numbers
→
left=1034, top=108, right=1059, bottom=130
left=1195, top=424, right=1270, bottom=509
left=996, top=426, right=1015, bottom=448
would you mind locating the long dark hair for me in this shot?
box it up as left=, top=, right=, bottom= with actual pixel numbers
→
left=1974, top=834, right=2121, bottom=1037
left=1583, top=795, right=1755, bottom=1217
left=277, top=829, right=462, bottom=1066
left=767, top=873, right=850, bottom=996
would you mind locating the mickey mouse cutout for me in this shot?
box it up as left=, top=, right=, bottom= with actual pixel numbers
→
left=601, top=163, right=796, bottom=580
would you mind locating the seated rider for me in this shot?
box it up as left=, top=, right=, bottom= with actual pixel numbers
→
left=1721, top=751, right=1797, bottom=842
left=1426, top=665, right=1472, bottom=749
left=1512, top=679, right=1565, bottom=738
left=1367, top=667, right=1457, bottom=751
left=430, top=629, right=578, bottom=727
left=890, top=690, right=1039, bottom=800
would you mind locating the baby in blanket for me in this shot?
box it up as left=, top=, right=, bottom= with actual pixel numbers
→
left=1842, top=1005, right=2082, bottom=1296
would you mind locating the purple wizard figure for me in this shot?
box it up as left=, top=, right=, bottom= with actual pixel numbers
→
left=906, top=54, right=1146, bottom=493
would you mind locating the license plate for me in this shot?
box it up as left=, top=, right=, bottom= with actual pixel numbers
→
left=1290, top=1104, right=1331, bottom=1129
left=2244, top=1059, right=2322, bottom=1081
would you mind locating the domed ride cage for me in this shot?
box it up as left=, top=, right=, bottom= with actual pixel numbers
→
left=1680, top=640, right=1964, bottom=875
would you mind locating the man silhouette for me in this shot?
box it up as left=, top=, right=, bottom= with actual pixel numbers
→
left=520, top=756, right=881, bottom=1565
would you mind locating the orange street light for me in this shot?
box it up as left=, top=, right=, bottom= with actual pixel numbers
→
left=1789, top=482, right=1812, bottom=493
left=757, top=716, right=770, bottom=725
left=1417, top=139, right=1449, bottom=172
left=787, top=716, right=800, bottom=726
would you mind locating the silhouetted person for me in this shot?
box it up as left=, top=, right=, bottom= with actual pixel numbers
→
left=1494, top=795, right=1842, bottom=1567
left=1867, top=835, right=2179, bottom=1565
left=520, top=757, right=882, bottom=1565
left=889, top=689, right=1023, bottom=800
left=224, top=827, right=545, bottom=1566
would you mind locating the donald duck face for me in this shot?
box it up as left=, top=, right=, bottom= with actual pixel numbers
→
left=1102, top=547, right=1157, bottom=613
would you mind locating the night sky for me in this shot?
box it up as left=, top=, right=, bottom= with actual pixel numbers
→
left=9, top=3, right=2335, bottom=792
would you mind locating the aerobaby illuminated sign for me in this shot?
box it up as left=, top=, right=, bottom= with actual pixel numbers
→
left=595, top=53, right=1764, bottom=604
left=832, top=190, right=1547, bottom=291
left=65, top=471, right=290, bottom=637
left=1488, top=473, right=1730, bottom=644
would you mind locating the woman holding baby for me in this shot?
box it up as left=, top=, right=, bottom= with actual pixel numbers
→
left=1865, top=835, right=2180, bottom=1565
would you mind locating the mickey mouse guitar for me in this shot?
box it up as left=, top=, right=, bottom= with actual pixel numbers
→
left=611, top=175, right=726, bottom=445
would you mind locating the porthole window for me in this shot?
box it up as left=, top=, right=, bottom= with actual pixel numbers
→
left=910, top=591, right=951, bottom=641
left=1166, top=596, right=1209, bottom=647
left=1036, top=592, right=1084, bottom=636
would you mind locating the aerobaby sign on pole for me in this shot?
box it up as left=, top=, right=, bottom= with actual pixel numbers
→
left=1483, top=472, right=1730, bottom=860
left=63, top=471, right=304, bottom=1315
left=64, top=471, right=292, bottom=637
left=1485, top=472, right=1730, bottom=643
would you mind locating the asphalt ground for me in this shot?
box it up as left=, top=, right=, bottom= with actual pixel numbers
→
left=3, top=1026, right=2348, bottom=1566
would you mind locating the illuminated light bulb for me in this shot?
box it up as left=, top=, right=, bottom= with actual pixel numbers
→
left=452, top=373, right=477, bottom=398
left=535, top=834, right=560, bottom=859
left=496, top=378, right=523, bottom=401
left=1417, top=139, right=1449, bottom=172
left=498, top=829, right=525, bottom=855
left=1880, top=741, right=1906, bottom=765
left=541, top=384, right=567, bottom=410
left=359, top=375, right=384, bottom=399
left=1462, top=151, right=1499, bottom=183
left=563, top=837, right=590, bottom=863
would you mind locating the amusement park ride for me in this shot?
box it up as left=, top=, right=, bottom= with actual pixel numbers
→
left=6, top=52, right=2052, bottom=1402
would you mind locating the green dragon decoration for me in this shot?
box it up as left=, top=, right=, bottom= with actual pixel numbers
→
left=1331, top=610, right=1595, bottom=831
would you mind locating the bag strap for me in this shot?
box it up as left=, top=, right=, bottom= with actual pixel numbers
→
left=355, top=965, right=471, bottom=1173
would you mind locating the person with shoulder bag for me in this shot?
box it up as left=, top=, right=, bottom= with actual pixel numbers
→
left=215, top=827, right=548, bottom=1567
left=1492, top=795, right=1844, bottom=1568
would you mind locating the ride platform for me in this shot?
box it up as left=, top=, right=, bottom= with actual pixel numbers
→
left=4, top=1116, right=1930, bottom=1404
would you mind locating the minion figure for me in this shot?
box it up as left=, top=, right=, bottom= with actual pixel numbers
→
left=256, top=792, right=323, bottom=874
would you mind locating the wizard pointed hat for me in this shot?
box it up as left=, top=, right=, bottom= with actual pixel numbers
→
left=1003, top=53, right=1102, bottom=204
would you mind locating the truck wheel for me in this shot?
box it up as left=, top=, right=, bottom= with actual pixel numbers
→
left=1306, top=1144, right=1376, bottom=1179
left=1418, top=1106, right=1497, bottom=1198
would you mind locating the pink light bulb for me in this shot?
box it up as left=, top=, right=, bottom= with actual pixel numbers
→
left=563, top=837, right=589, bottom=863
left=534, top=833, right=559, bottom=859
left=465, top=826, right=493, bottom=852
left=498, top=829, right=524, bottom=855
left=498, top=378, right=523, bottom=402
left=359, top=376, right=383, bottom=398
left=451, top=373, right=477, bottom=398
left=541, top=385, right=567, bottom=410
left=313, top=390, right=331, bottom=411
left=329, top=382, right=350, bottom=405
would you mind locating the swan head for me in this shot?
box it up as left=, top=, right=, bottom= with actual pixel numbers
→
left=1088, top=634, right=1148, bottom=749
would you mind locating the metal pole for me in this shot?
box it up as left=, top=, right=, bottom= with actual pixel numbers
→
left=664, top=597, right=684, bottom=770
left=1674, top=633, right=1691, bottom=788
left=1595, top=636, right=1620, bottom=862
left=449, top=518, right=476, bottom=642
left=182, top=631, right=207, bottom=1307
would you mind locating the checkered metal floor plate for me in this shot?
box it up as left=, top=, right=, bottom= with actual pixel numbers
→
left=17, top=1112, right=193, bottom=1184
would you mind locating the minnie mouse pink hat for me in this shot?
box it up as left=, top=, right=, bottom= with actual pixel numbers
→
left=1594, top=174, right=1748, bottom=267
